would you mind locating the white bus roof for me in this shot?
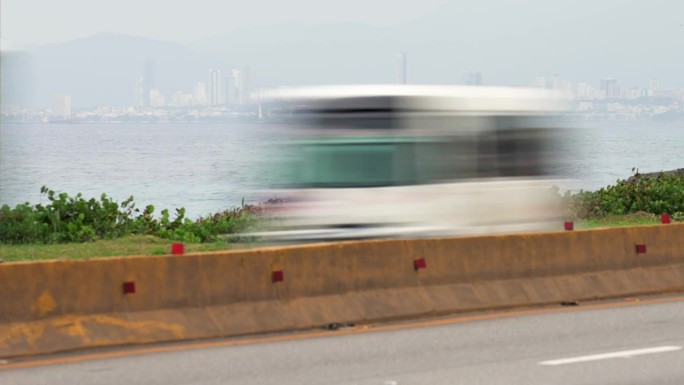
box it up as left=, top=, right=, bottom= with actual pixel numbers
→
left=260, top=85, right=570, bottom=113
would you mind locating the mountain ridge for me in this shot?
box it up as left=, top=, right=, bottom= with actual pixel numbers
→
left=2, top=1, right=682, bottom=108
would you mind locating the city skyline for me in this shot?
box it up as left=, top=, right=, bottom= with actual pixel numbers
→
left=2, top=1, right=683, bottom=110
left=4, top=44, right=683, bottom=112
left=148, top=67, right=251, bottom=108
left=8, top=63, right=684, bottom=110
left=8, top=68, right=683, bottom=125
left=39, top=67, right=684, bottom=109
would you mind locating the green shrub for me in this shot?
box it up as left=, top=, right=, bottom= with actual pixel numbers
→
left=562, top=170, right=684, bottom=220
left=3, top=172, right=680, bottom=245
left=0, top=187, right=262, bottom=244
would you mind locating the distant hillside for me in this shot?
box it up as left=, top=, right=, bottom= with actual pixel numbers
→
left=193, top=1, right=684, bottom=88
left=29, top=33, right=210, bottom=107
left=1, top=50, right=35, bottom=108
left=191, top=22, right=403, bottom=86
left=3, top=0, right=683, bottom=108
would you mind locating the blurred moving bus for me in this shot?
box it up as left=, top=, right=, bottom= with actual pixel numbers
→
left=256, top=85, right=571, bottom=241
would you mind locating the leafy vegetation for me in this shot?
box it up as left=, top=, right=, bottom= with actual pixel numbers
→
left=0, top=186, right=261, bottom=245
left=1, top=169, right=682, bottom=251
left=559, top=169, right=684, bottom=220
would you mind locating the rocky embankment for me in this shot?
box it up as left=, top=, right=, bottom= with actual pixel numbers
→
left=628, top=168, right=684, bottom=181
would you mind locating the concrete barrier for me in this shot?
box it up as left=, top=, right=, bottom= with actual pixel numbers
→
left=1, top=224, right=684, bottom=358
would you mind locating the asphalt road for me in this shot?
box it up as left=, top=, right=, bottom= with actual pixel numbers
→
left=3, top=297, right=684, bottom=385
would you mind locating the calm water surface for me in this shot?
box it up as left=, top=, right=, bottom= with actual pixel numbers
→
left=1, top=121, right=682, bottom=218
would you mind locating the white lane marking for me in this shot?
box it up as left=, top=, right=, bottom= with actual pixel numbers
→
left=539, top=346, right=682, bottom=366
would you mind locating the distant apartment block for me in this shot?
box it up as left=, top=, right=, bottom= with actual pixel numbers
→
left=576, top=82, right=596, bottom=100
left=550, top=74, right=572, bottom=93
left=148, top=89, right=165, bottom=107
left=601, top=78, right=620, bottom=99
left=649, top=79, right=660, bottom=92
left=133, top=79, right=144, bottom=107
left=194, top=82, right=207, bottom=106
left=462, top=71, right=482, bottom=85
left=397, top=52, right=408, bottom=84
left=171, top=91, right=194, bottom=107
left=51, top=93, right=71, bottom=119
left=532, top=77, right=547, bottom=89
left=142, top=60, right=155, bottom=107
left=208, top=69, right=223, bottom=105
left=227, top=68, right=250, bottom=105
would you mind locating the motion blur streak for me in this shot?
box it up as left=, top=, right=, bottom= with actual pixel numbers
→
left=254, top=85, right=574, bottom=242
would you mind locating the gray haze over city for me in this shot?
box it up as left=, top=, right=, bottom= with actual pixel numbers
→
left=1, top=0, right=683, bottom=111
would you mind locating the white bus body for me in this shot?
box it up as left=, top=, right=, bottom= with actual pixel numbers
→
left=255, top=85, right=571, bottom=241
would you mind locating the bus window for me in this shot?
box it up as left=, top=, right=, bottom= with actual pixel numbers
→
left=415, top=138, right=478, bottom=182
left=298, top=142, right=397, bottom=188
left=476, top=117, right=552, bottom=178
left=409, top=115, right=485, bottom=182
left=476, top=131, right=499, bottom=178
left=496, top=128, right=548, bottom=177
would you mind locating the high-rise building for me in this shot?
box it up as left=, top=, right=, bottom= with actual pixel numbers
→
left=576, top=82, right=595, bottom=100
left=142, top=60, right=155, bottom=107
left=397, top=52, right=408, bottom=84
left=229, top=68, right=251, bottom=105
left=462, top=71, right=482, bottom=85
left=600, top=78, right=615, bottom=91
left=649, top=79, right=660, bottom=93
left=626, top=87, right=643, bottom=99
left=550, top=74, right=572, bottom=93
left=133, top=79, right=144, bottom=107
left=226, top=74, right=238, bottom=105
left=242, top=68, right=251, bottom=104
left=208, top=69, right=223, bottom=105
left=193, top=82, right=207, bottom=105
left=532, top=77, right=547, bottom=89
left=171, top=91, right=193, bottom=107
left=600, top=78, right=621, bottom=98
left=608, top=84, right=622, bottom=99
left=51, top=94, right=71, bottom=119
left=148, top=89, right=165, bottom=107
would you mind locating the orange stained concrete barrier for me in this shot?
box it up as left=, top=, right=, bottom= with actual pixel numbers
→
left=1, top=223, right=684, bottom=358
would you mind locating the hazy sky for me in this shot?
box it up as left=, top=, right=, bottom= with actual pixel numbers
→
left=2, top=0, right=682, bottom=101
left=1, top=0, right=449, bottom=46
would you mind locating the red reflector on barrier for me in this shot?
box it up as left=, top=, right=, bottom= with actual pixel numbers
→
left=636, top=244, right=647, bottom=254
left=123, top=281, right=136, bottom=294
left=662, top=214, right=671, bottom=224
left=272, top=270, right=284, bottom=283
left=564, top=221, right=574, bottom=231
left=171, top=243, right=185, bottom=255
left=414, top=258, right=427, bottom=270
